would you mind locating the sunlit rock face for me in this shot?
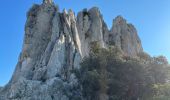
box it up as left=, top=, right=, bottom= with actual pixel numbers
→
left=77, top=7, right=107, bottom=57
left=107, top=16, right=143, bottom=57
left=0, top=1, right=143, bottom=100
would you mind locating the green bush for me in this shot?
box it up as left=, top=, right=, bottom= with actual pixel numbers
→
left=75, top=46, right=170, bottom=100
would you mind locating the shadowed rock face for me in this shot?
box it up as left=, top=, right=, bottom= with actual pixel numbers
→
left=0, top=1, right=143, bottom=100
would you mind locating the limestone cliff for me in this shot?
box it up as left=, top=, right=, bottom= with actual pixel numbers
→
left=0, top=0, right=143, bottom=100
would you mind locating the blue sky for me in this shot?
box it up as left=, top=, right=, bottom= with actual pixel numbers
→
left=0, top=0, right=170, bottom=86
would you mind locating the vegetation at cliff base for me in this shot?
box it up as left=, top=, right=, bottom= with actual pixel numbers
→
left=75, top=45, right=170, bottom=100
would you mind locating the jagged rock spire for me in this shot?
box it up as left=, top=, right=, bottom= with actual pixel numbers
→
left=43, top=0, right=53, bottom=4
left=0, top=2, right=143, bottom=99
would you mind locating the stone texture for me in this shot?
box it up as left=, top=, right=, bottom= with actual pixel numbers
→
left=107, top=16, right=143, bottom=56
left=77, top=7, right=106, bottom=57
left=0, top=1, right=143, bottom=100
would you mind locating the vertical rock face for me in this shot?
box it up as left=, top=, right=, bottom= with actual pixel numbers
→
left=107, top=16, right=143, bottom=56
left=0, top=1, right=143, bottom=100
left=77, top=7, right=106, bottom=57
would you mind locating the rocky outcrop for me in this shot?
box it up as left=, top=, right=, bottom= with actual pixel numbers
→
left=43, top=0, right=53, bottom=4
left=0, top=0, right=143, bottom=100
left=77, top=7, right=107, bottom=57
left=107, top=16, right=143, bottom=56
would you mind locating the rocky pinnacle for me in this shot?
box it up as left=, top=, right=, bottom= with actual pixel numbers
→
left=0, top=1, right=143, bottom=100
left=43, top=0, right=53, bottom=4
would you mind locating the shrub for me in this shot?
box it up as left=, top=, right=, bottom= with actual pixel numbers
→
left=75, top=46, right=170, bottom=100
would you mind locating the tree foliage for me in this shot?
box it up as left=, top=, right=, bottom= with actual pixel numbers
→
left=75, top=45, right=170, bottom=100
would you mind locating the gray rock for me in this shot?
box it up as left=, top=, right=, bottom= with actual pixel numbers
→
left=0, top=1, right=143, bottom=100
left=43, top=0, right=53, bottom=4
left=77, top=7, right=107, bottom=57
left=107, top=16, right=143, bottom=56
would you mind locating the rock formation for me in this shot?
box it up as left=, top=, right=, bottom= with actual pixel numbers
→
left=0, top=1, right=143, bottom=100
left=43, top=0, right=53, bottom=4
left=108, top=16, right=143, bottom=56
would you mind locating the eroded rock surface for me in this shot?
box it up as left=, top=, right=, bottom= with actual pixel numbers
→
left=107, top=16, right=143, bottom=56
left=0, top=1, right=143, bottom=100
